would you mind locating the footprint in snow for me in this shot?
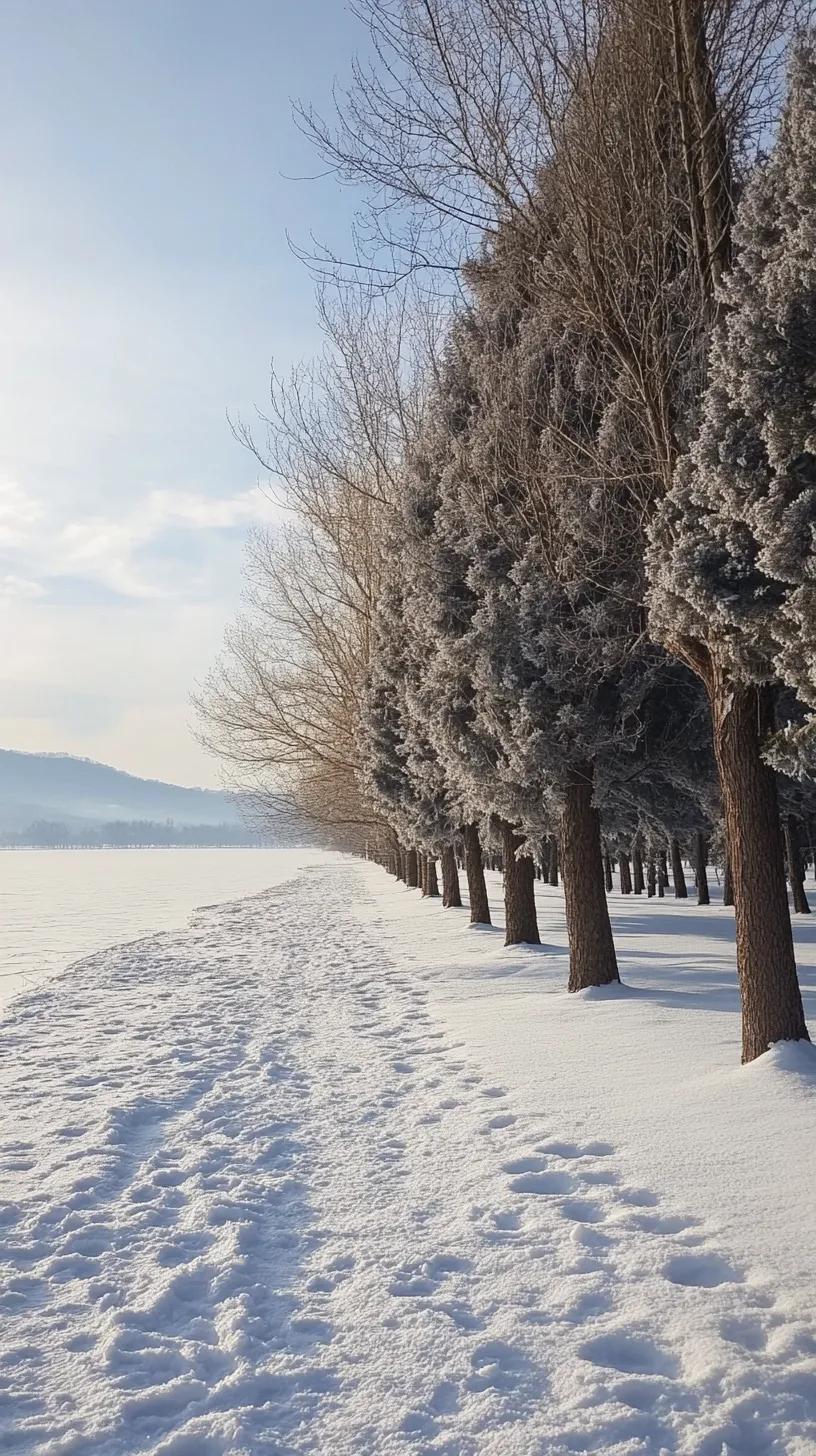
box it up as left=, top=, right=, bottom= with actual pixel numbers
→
left=629, top=1210, right=698, bottom=1237
left=509, top=1171, right=573, bottom=1195
left=616, top=1186, right=659, bottom=1208
left=580, top=1331, right=678, bottom=1377
left=490, top=1209, right=522, bottom=1231
left=401, top=1409, right=439, bottom=1439
left=664, top=1251, right=742, bottom=1288
left=612, top=1375, right=697, bottom=1414
left=467, top=1338, right=531, bottom=1392
left=503, top=1155, right=550, bottom=1174
left=560, top=1198, right=606, bottom=1224
left=720, top=1315, right=768, bottom=1352
left=389, top=1252, right=471, bottom=1298
left=536, top=1138, right=615, bottom=1159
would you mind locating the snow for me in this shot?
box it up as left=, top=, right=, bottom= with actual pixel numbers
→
left=1, top=858, right=816, bottom=1454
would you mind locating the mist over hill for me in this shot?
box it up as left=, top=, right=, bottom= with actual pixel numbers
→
left=0, top=750, right=290, bottom=845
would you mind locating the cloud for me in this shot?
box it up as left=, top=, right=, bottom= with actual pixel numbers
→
left=145, top=489, right=266, bottom=530
left=0, top=573, right=45, bottom=600
left=0, top=480, right=46, bottom=548
left=0, top=480, right=277, bottom=602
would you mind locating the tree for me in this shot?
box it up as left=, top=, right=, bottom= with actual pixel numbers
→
left=359, top=569, right=466, bottom=904
left=648, top=40, right=816, bottom=1059
left=196, top=289, right=442, bottom=860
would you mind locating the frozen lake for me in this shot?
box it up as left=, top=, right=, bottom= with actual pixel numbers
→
left=0, top=845, right=332, bottom=1013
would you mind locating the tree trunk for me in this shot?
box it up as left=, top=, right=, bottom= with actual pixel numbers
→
left=394, top=844, right=405, bottom=882
left=674, top=0, right=733, bottom=304
left=561, top=766, right=620, bottom=991
left=425, top=857, right=440, bottom=898
left=647, top=858, right=656, bottom=897
left=618, top=851, right=632, bottom=894
left=603, top=849, right=613, bottom=893
left=710, top=675, right=809, bottom=1061
left=440, top=844, right=462, bottom=908
left=722, top=854, right=733, bottom=906
left=669, top=838, right=688, bottom=898
left=548, top=835, right=559, bottom=887
left=406, top=848, right=419, bottom=889
left=695, top=831, right=710, bottom=906
left=632, top=839, right=645, bottom=895
left=500, top=820, right=540, bottom=946
left=783, top=817, right=810, bottom=915
left=463, top=823, right=491, bottom=925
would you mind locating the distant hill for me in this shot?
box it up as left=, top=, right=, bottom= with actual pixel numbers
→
left=0, top=750, right=263, bottom=841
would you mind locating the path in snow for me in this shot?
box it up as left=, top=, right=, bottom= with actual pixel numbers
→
left=1, top=860, right=815, bottom=1454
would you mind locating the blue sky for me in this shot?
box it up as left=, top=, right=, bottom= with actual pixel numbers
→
left=0, top=0, right=364, bottom=784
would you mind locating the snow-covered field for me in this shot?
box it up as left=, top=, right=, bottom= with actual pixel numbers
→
left=2, top=856, right=815, bottom=1455
left=0, top=847, right=334, bottom=1011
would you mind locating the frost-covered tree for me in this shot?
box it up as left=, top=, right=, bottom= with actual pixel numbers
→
left=391, top=329, right=500, bottom=929
left=648, top=40, right=816, bottom=1059
left=396, top=307, right=549, bottom=948
left=408, top=242, right=624, bottom=972
left=360, top=570, right=466, bottom=907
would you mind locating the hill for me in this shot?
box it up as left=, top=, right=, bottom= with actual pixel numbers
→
left=0, top=750, right=249, bottom=836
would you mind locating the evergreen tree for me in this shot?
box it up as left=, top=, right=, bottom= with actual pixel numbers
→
left=648, top=39, right=816, bottom=1058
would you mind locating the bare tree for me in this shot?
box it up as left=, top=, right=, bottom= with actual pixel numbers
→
left=196, top=289, right=443, bottom=854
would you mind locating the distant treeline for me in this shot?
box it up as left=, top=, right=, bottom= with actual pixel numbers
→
left=1, top=819, right=265, bottom=848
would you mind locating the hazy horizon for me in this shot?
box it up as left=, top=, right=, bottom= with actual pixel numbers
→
left=0, top=742, right=235, bottom=791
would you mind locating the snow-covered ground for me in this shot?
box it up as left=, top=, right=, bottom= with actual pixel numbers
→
left=0, top=847, right=334, bottom=1011
left=2, top=857, right=816, bottom=1454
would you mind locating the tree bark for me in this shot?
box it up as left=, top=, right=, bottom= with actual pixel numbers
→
left=603, top=849, right=613, bottom=893
left=710, top=675, right=809, bottom=1061
left=406, top=848, right=419, bottom=889
left=618, top=851, right=632, bottom=894
left=657, top=848, right=668, bottom=897
left=647, top=858, right=657, bottom=897
left=422, top=856, right=439, bottom=897
left=695, top=831, right=710, bottom=906
left=561, top=766, right=620, bottom=991
left=669, top=838, right=688, bottom=898
left=440, top=844, right=462, bottom=908
left=722, top=854, right=733, bottom=906
left=500, top=820, right=540, bottom=946
left=394, top=844, right=404, bottom=882
left=673, top=0, right=733, bottom=304
left=548, top=835, right=559, bottom=887
left=784, top=817, right=810, bottom=915
left=632, top=839, right=645, bottom=895
left=463, top=823, right=491, bottom=925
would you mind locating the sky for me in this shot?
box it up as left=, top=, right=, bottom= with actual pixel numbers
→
left=0, top=0, right=364, bottom=786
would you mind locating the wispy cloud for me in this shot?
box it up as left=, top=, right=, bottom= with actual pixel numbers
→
left=0, top=573, right=45, bottom=600
left=0, top=481, right=275, bottom=602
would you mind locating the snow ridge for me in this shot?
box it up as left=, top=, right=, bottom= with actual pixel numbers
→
left=1, top=862, right=815, bottom=1453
